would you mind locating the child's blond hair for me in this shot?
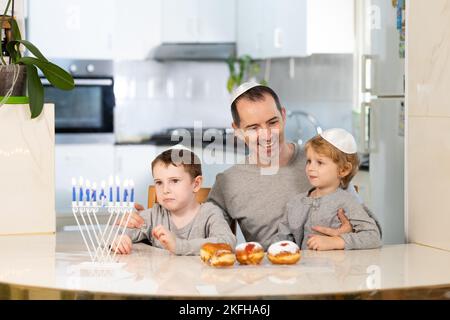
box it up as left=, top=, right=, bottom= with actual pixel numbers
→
left=305, top=135, right=359, bottom=189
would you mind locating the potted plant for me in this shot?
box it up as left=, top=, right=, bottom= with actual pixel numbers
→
left=0, top=0, right=74, bottom=235
left=0, top=0, right=74, bottom=118
left=226, top=54, right=267, bottom=93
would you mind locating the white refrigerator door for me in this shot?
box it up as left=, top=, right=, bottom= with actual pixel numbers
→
left=369, top=98, right=405, bottom=244
left=368, top=0, right=405, bottom=96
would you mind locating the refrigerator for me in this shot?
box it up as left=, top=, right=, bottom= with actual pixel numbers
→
left=357, top=0, right=405, bottom=244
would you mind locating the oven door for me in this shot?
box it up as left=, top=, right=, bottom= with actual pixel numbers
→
left=42, top=77, right=115, bottom=133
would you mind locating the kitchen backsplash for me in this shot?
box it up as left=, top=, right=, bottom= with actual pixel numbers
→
left=113, top=54, right=353, bottom=143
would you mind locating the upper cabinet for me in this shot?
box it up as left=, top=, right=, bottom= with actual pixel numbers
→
left=237, top=0, right=354, bottom=59
left=27, top=0, right=115, bottom=59
left=161, top=0, right=236, bottom=43
left=27, top=0, right=161, bottom=60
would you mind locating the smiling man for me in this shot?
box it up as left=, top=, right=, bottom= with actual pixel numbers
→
left=207, top=82, right=358, bottom=249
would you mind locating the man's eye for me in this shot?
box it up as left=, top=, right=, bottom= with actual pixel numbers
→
left=155, top=181, right=162, bottom=185
left=269, top=120, right=278, bottom=126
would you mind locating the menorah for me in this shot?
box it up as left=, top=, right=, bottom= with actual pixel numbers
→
left=71, top=176, right=135, bottom=267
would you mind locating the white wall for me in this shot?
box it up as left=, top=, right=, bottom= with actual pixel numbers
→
left=407, top=0, right=450, bottom=251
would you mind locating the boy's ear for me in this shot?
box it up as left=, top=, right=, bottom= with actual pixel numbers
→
left=192, top=175, right=203, bottom=192
left=339, top=163, right=353, bottom=177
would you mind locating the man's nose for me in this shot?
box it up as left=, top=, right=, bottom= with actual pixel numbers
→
left=257, top=127, right=271, bottom=140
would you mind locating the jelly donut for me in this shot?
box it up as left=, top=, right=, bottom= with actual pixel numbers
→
left=235, top=242, right=265, bottom=265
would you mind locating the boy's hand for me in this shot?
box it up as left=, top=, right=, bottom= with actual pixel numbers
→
left=311, top=208, right=353, bottom=236
left=307, top=234, right=345, bottom=251
left=152, top=225, right=176, bottom=254
left=115, top=203, right=146, bottom=228
left=110, top=234, right=133, bottom=254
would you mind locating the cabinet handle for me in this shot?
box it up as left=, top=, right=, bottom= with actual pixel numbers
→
left=273, top=28, right=283, bottom=49
left=360, top=102, right=371, bottom=154
left=361, top=55, right=373, bottom=93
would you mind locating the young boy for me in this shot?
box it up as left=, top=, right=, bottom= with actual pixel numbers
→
left=111, top=146, right=236, bottom=255
left=274, top=128, right=382, bottom=251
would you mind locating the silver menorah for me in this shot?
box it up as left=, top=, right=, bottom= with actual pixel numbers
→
left=71, top=176, right=135, bottom=267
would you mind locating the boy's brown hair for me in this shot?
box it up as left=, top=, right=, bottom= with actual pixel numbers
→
left=305, top=135, right=359, bottom=189
left=151, top=149, right=202, bottom=180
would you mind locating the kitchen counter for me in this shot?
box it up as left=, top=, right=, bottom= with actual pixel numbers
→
left=1, top=232, right=450, bottom=299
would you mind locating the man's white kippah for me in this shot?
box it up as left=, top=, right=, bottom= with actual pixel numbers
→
left=230, top=81, right=263, bottom=104
left=320, top=128, right=357, bottom=154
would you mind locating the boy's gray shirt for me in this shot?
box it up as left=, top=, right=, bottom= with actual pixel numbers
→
left=275, top=188, right=382, bottom=250
left=121, top=202, right=236, bottom=255
left=207, top=142, right=382, bottom=250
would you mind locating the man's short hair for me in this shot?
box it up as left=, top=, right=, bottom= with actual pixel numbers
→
left=151, top=149, right=202, bottom=180
left=231, top=85, right=282, bottom=127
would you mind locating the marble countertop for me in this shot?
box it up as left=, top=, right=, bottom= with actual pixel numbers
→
left=1, top=232, right=450, bottom=299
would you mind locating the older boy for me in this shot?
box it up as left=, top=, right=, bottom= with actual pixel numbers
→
left=111, top=147, right=236, bottom=255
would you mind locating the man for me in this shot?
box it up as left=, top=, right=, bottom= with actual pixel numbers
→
left=206, top=82, right=360, bottom=249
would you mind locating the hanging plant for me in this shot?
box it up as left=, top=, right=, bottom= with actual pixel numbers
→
left=226, top=54, right=267, bottom=93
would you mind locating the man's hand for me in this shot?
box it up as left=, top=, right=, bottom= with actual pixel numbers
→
left=115, top=203, right=146, bottom=228
left=110, top=234, right=133, bottom=254
left=152, top=225, right=176, bottom=254
left=311, top=208, right=353, bottom=236
left=307, top=234, right=345, bottom=251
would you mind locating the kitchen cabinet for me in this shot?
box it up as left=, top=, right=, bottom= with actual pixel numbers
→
left=27, top=0, right=115, bottom=59
left=27, top=0, right=161, bottom=60
left=237, top=0, right=354, bottom=59
left=55, top=144, right=115, bottom=215
left=161, top=0, right=236, bottom=43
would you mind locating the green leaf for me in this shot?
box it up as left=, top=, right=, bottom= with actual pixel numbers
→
left=6, top=41, right=20, bottom=63
left=10, top=18, right=22, bottom=41
left=26, top=64, right=44, bottom=119
left=18, top=57, right=74, bottom=90
left=227, top=77, right=235, bottom=93
left=15, top=40, right=48, bottom=62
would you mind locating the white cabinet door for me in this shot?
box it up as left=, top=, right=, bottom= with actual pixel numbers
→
left=161, top=0, right=236, bottom=43
left=307, top=0, right=354, bottom=54
left=263, top=0, right=308, bottom=58
left=236, top=0, right=264, bottom=58
left=111, top=0, right=161, bottom=60
left=197, top=0, right=235, bottom=43
left=161, top=0, right=198, bottom=43
left=27, top=0, right=114, bottom=59
left=237, top=0, right=353, bottom=59
left=55, top=144, right=115, bottom=215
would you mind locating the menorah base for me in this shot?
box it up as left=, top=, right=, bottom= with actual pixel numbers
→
left=77, top=261, right=127, bottom=270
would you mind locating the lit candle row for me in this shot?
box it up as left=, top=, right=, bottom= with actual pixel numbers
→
left=72, top=176, right=135, bottom=204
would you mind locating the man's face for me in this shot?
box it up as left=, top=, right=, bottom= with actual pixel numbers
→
left=232, top=93, right=286, bottom=160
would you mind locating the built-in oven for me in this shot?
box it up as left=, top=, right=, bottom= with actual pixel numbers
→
left=41, top=59, right=115, bottom=139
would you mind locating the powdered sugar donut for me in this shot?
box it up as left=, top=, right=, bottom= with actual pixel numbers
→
left=267, top=241, right=301, bottom=265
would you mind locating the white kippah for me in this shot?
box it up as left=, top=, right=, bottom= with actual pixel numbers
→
left=230, top=81, right=263, bottom=104
left=320, top=128, right=357, bottom=154
left=165, top=144, right=201, bottom=163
